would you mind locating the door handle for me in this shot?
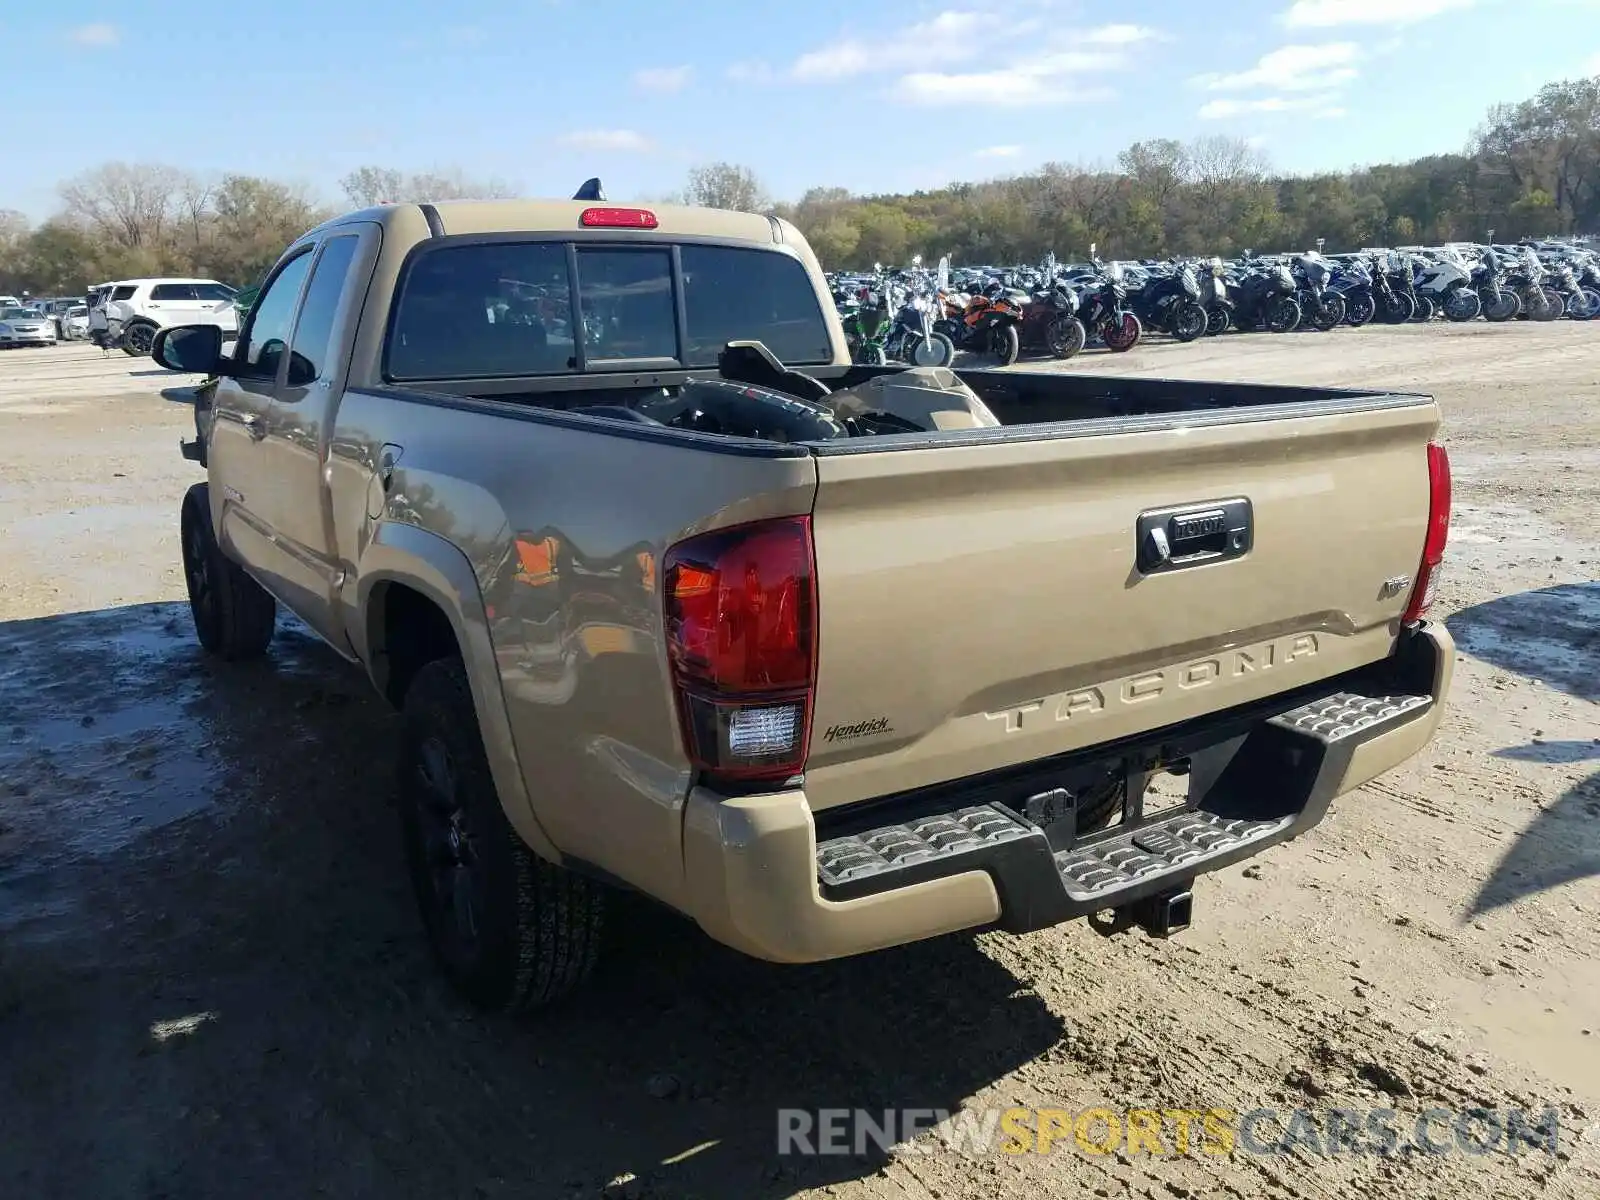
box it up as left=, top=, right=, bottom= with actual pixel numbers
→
left=217, top=409, right=268, bottom=441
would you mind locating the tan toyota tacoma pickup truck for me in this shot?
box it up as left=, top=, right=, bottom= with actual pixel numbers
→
left=154, top=188, right=1455, bottom=1013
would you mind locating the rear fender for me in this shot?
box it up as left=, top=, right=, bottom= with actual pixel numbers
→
left=355, top=521, right=559, bottom=862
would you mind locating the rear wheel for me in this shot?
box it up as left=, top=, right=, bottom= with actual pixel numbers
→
left=1412, top=295, right=1436, bottom=322
left=399, top=657, right=605, bottom=1013
left=1532, top=287, right=1564, bottom=321
left=1205, top=305, right=1232, bottom=336
left=121, top=319, right=158, bottom=356
left=1045, top=315, right=1086, bottom=359
left=1343, top=290, right=1375, bottom=327
left=180, top=483, right=275, bottom=660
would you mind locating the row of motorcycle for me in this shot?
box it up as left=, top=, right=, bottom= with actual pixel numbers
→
left=833, top=245, right=1600, bottom=366
left=833, top=254, right=1141, bottom=368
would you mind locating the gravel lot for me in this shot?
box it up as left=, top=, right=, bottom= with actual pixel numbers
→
left=1, top=330, right=1597, bottom=1200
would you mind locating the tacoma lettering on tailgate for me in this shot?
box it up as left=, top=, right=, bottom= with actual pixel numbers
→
left=983, top=633, right=1321, bottom=733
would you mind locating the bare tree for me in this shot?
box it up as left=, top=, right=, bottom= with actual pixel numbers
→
left=58, top=163, right=191, bottom=250
left=1185, top=136, right=1271, bottom=192
left=339, top=166, right=406, bottom=208
left=404, top=169, right=518, bottom=201
left=681, top=162, right=768, bottom=212
left=339, top=165, right=517, bottom=207
left=177, top=174, right=217, bottom=264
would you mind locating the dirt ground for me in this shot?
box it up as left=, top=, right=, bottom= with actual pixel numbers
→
left=1, top=330, right=1596, bottom=1200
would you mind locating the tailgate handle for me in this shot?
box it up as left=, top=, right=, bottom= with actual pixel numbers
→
left=1136, top=498, right=1252, bottom=574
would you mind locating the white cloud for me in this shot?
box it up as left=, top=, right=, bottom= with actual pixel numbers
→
left=1198, top=93, right=1344, bottom=119
left=792, top=11, right=986, bottom=80
left=1080, top=23, right=1160, bottom=45
left=633, top=65, right=693, bottom=93
left=725, top=60, right=774, bottom=83
left=783, top=11, right=1154, bottom=107
left=556, top=129, right=653, bottom=153
left=1197, top=43, right=1360, bottom=91
left=975, top=145, right=1023, bottom=158
left=789, top=12, right=1156, bottom=94
left=69, top=22, right=119, bottom=46
left=898, top=56, right=1120, bottom=107
left=1281, top=0, right=1475, bottom=26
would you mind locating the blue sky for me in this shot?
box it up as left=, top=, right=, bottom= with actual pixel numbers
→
left=2, top=0, right=1597, bottom=221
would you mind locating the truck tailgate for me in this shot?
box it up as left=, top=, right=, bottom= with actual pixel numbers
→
left=802, top=397, right=1440, bottom=811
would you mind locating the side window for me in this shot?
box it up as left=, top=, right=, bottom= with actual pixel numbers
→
left=110, top=286, right=137, bottom=302
left=150, top=284, right=196, bottom=301
left=237, top=252, right=313, bottom=381
left=388, top=242, right=575, bottom=380
left=680, top=246, right=834, bottom=367
left=285, top=236, right=360, bottom=388
left=192, top=283, right=235, bottom=302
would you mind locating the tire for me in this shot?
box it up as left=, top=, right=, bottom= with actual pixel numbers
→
left=991, top=322, right=1020, bottom=366
left=121, top=319, right=158, bottom=356
left=1411, top=295, right=1435, bottom=322
left=1532, top=287, right=1563, bottom=322
left=1266, top=296, right=1301, bottom=334
left=1564, top=288, right=1600, bottom=321
left=1102, top=312, right=1142, bottom=352
left=914, top=331, right=955, bottom=366
left=1170, top=299, right=1207, bottom=343
left=1443, top=289, right=1481, bottom=322
left=1045, top=315, right=1086, bottom=359
left=1343, top=291, right=1375, bottom=327
left=1381, top=292, right=1415, bottom=324
left=1311, top=294, right=1346, bottom=332
left=854, top=343, right=888, bottom=366
left=399, top=657, right=605, bottom=1013
left=1205, top=305, right=1232, bottom=336
left=1480, top=288, right=1519, bottom=322
left=180, top=483, right=275, bottom=660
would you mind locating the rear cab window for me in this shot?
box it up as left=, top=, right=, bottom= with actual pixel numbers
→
left=385, top=239, right=832, bottom=381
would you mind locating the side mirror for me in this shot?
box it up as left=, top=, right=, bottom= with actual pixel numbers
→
left=152, top=324, right=226, bottom=375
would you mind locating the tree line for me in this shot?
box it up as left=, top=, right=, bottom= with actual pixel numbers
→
left=2, top=76, right=1594, bottom=295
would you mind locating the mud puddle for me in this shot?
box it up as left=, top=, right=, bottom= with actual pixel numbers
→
left=0, top=603, right=390, bottom=943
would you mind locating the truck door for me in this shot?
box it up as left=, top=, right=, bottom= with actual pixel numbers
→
left=206, top=248, right=314, bottom=626
left=253, top=227, right=376, bottom=653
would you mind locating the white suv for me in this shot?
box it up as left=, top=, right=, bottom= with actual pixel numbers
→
left=98, top=278, right=238, bottom=356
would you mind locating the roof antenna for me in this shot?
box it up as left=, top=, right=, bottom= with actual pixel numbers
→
left=573, top=177, right=606, bottom=202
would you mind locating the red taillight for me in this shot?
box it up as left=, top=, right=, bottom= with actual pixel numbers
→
left=579, top=207, right=658, bottom=229
left=663, top=516, right=816, bottom=785
left=1402, top=441, right=1452, bottom=624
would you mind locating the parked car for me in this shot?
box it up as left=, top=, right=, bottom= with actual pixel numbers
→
left=154, top=191, right=1456, bottom=1013
left=0, top=304, right=58, bottom=346
left=99, top=277, right=239, bottom=355
left=60, top=305, right=90, bottom=340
